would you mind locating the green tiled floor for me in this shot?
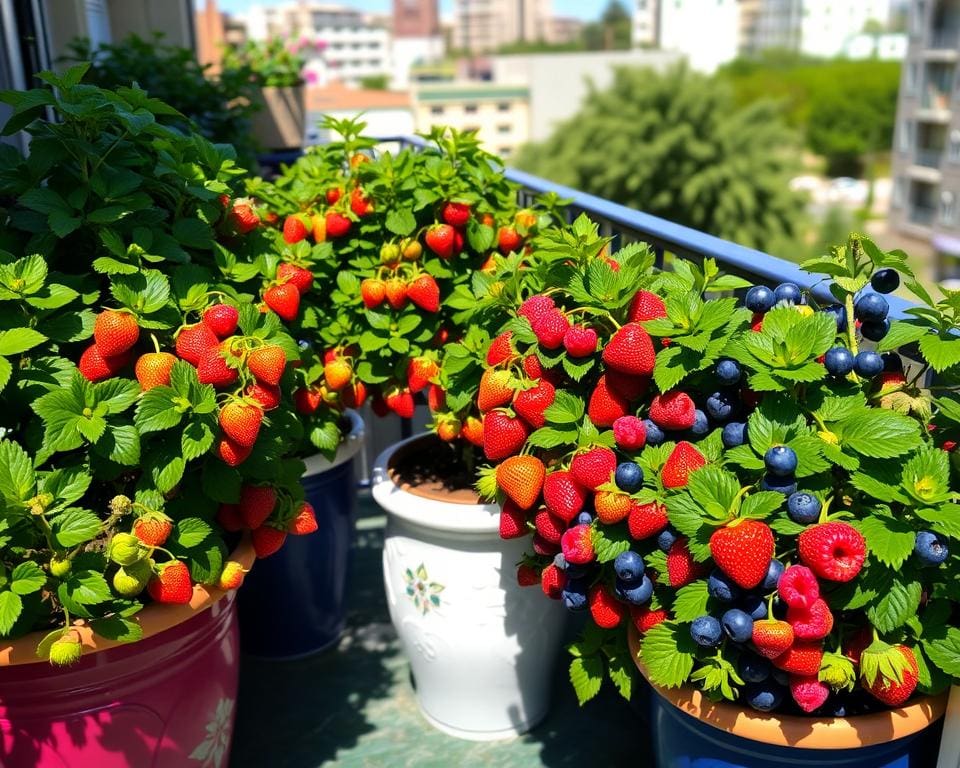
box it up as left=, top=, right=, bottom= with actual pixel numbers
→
left=230, top=494, right=651, bottom=767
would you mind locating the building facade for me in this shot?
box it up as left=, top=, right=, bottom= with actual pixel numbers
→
left=657, top=0, right=741, bottom=73
left=632, top=0, right=659, bottom=47
left=889, top=0, right=960, bottom=283
left=391, top=0, right=445, bottom=89
left=749, top=0, right=893, bottom=58
left=452, top=0, right=554, bottom=53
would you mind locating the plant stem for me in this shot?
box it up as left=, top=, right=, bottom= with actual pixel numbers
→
left=845, top=293, right=859, bottom=357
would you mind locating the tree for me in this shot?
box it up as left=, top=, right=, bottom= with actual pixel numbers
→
left=515, top=65, right=805, bottom=253
left=582, top=0, right=632, bottom=50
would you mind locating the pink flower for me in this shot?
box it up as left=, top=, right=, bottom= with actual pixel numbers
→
left=304, top=70, right=319, bottom=84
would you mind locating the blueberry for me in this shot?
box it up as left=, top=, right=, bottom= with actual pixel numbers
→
left=708, top=569, right=741, bottom=603
left=722, top=608, right=754, bottom=643
left=854, top=350, right=884, bottom=378
left=616, top=574, right=654, bottom=605
left=715, top=358, right=742, bottom=386
left=883, top=352, right=903, bottom=373
left=771, top=668, right=790, bottom=686
left=565, top=562, right=592, bottom=580
left=861, top=319, right=890, bottom=342
left=871, top=268, right=900, bottom=294
left=764, top=445, right=798, bottom=477
left=615, top=462, right=644, bottom=493
left=761, top=474, right=797, bottom=495
left=657, top=527, right=678, bottom=553
left=746, top=682, right=784, bottom=712
left=822, top=304, right=847, bottom=331
left=855, top=293, right=889, bottom=323
left=740, top=654, right=771, bottom=683
left=824, top=346, right=855, bottom=377
left=706, top=391, right=737, bottom=422
left=745, top=285, right=775, bottom=313
left=915, top=530, right=949, bottom=566
left=741, top=595, right=768, bottom=620
left=562, top=580, right=589, bottom=612
left=553, top=553, right=568, bottom=571
left=614, top=550, right=645, bottom=582
left=576, top=511, right=593, bottom=526
left=761, top=559, right=784, bottom=591
left=774, top=282, right=802, bottom=304
left=787, top=492, right=821, bottom=524
left=689, top=409, right=709, bottom=437
left=297, top=339, right=312, bottom=351
left=722, top=422, right=748, bottom=448
left=644, top=419, right=665, bottom=446
left=690, top=615, right=723, bottom=648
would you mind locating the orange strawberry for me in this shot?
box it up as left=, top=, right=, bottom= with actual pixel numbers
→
left=324, top=358, right=353, bottom=391
left=132, top=513, right=173, bottom=547
left=78, top=344, right=130, bottom=382
left=478, top=369, right=514, bottom=412
left=401, top=238, right=422, bottom=261
left=147, top=561, right=193, bottom=604
left=218, top=561, right=247, bottom=590
left=497, top=226, right=522, bottom=254
left=135, top=352, right=176, bottom=391
left=709, top=519, right=775, bottom=589
left=407, top=356, right=439, bottom=393
left=496, top=455, right=545, bottom=510
left=310, top=211, right=326, bottom=242
left=753, top=619, right=795, bottom=659
left=202, top=304, right=239, bottom=338
left=594, top=491, right=632, bottom=524
left=216, top=435, right=252, bottom=466
left=219, top=399, right=264, bottom=448
left=247, top=345, right=286, bottom=386
left=360, top=278, right=386, bottom=308
left=407, top=274, right=440, bottom=312
left=288, top=502, right=319, bottom=534
left=277, top=262, right=313, bottom=294
left=385, top=277, right=408, bottom=310
left=252, top=525, right=288, bottom=558
left=175, top=323, right=219, bottom=366
left=264, top=283, right=300, bottom=322
left=94, top=310, right=140, bottom=357
left=462, top=415, right=484, bottom=446
left=436, top=414, right=461, bottom=441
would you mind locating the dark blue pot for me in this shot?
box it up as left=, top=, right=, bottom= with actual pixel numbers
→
left=238, top=413, right=364, bottom=659
left=648, top=684, right=945, bottom=768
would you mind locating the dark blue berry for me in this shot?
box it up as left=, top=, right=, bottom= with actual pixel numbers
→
left=740, top=655, right=771, bottom=683
left=706, top=391, right=737, bottom=423
left=761, top=559, right=784, bottom=591
left=715, top=358, right=742, bottom=386
left=689, top=409, right=709, bottom=437
left=774, top=282, right=802, bottom=304
left=614, top=550, right=645, bottom=582
left=861, top=319, right=890, bottom=342
left=854, top=350, right=884, bottom=377
left=871, top=268, right=900, bottom=294
left=722, top=422, right=747, bottom=448
left=741, top=595, right=768, bottom=620
left=553, top=553, right=568, bottom=571
left=787, top=492, right=821, bottom=524
left=576, top=511, right=593, bottom=526
left=657, top=527, right=678, bottom=553
left=616, top=574, right=654, bottom=605
left=721, top=608, right=754, bottom=643
left=771, top=668, right=790, bottom=686
left=690, top=615, right=723, bottom=648
left=746, top=682, right=784, bottom=712
left=562, top=580, right=589, bottom=612
left=855, top=293, right=889, bottom=323
left=615, top=462, right=644, bottom=493
left=644, top=419, right=665, bottom=446
left=764, top=445, right=798, bottom=477
left=745, top=285, right=775, bottom=313
left=565, top=562, right=592, bottom=580
left=822, top=304, right=847, bottom=331
left=915, top=531, right=949, bottom=566
left=708, top=569, right=741, bottom=603
left=824, top=347, right=855, bottom=377
left=761, top=474, right=797, bottom=495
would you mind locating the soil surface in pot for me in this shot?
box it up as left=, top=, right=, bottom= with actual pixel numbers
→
left=388, top=435, right=482, bottom=504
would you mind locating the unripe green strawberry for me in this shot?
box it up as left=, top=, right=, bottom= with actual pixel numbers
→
left=49, top=556, right=71, bottom=578
left=48, top=631, right=83, bottom=667
left=109, top=494, right=133, bottom=516
left=108, top=532, right=149, bottom=566
left=112, top=558, right=153, bottom=596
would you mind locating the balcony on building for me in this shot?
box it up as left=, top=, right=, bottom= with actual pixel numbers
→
left=928, top=0, right=960, bottom=54
left=908, top=179, right=940, bottom=227
left=914, top=122, right=948, bottom=176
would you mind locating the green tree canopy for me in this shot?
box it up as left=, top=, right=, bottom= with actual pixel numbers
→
left=515, top=65, right=805, bottom=252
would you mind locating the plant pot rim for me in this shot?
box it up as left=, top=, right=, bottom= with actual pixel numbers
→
left=627, top=624, right=947, bottom=750
left=302, top=409, right=365, bottom=477
left=371, top=433, right=500, bottom=534
left=0, top=536, right=255, bottom=668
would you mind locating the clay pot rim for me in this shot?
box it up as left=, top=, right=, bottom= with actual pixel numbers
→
left=0, top=536, right=255, bottom=668
left=628, top=624, right=947, bottom=750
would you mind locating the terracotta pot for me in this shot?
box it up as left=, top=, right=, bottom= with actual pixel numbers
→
left=249, top=85, right=305, bottom=151
left=628, top=625, right=947, bottom=767
left=0, top=538, right=254, bottom=768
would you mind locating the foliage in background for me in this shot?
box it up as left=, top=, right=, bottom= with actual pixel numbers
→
left=222, top=37, right=307, bottom=88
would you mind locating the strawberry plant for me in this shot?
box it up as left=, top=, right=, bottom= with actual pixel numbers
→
left=478, top=224, right=960, bottom=718
left=0, top=67, right=318, bottom=664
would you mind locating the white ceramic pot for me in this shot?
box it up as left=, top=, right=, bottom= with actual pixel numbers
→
left=372, top=434, right=567, bottom=741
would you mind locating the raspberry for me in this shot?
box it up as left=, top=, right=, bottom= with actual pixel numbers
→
left=613, top=415, right=647, bottom=450
left=798, top=522, right=866, bottom=582
left=787, top=598, right=834, bottom=641
left=778, top=564, right=820, bottom=609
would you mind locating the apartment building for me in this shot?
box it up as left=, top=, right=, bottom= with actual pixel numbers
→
left=452, top=0, right=554, bottom=53
left=748, top=0, right=893, bottom=57
left=392, top=0, right=445, bottom=89
left=658, top=0, right=741, bottom=73
left=890, top=0, right=960, bottom=283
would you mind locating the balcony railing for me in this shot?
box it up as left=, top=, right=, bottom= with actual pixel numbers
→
left=929, top=29, right=960, bottom=50
left=921, top=88, right=952, bottom=111
left=915, top=148, right=946, bottom=168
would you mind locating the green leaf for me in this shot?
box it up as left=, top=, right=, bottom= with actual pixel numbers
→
left=10, top=561, right=46, bottom=595
left=62, top=570, right=112, bottom=605
left=877, top=321, right=928, bottom=353
left=90, top=615, right=143, bottom=643
left=569, top=654, right=604, bottom=705
left=52, top=508, right=102, bottom=547
left=172, top=218, right=213, bottom=249
left=856, top=515, right=916, bottom=569
left=175, top=517, right=213, bottom=549
left=641, top=622, right=696, bottom=689
left=385, top=208, right=416, bottom=236
left=544, top=391, right=585, bottom=425
left=866, top=574, right=922, bottom=633
left=606, top=651, right=634, bottom=700
left=739, top=491, right=783, bottom=520
left=591, top=524, right=631, bottom=563
left=94, top=423, right=140, bottom=465
left=135, top=388, right=183, bottom=433
left=919, top=334, right=960, bottom=373
left=0, top=591, right=23, bottom=635
left=672, top=581, right=710, bottom=622
left=924, top=627, right=960, bottom=677
left=841, top=409, right=921, bottom=458
left=686, top=466, right=739, bottom=520
left=182, top=418, right=215, bottom=461
left=0, top=328, right=46, bottom=356
left=0, top=439, right=36, bottom=504
left=527, top=426, right=579, bottom=450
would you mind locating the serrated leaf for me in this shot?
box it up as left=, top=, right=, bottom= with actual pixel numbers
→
left=672, top=581, right=710, bottom=622
left=135, top=387, right=183, bottom=433
left=62, top=570, right=111, bottom=605
left=857, top=515, right=915, bottom=569
left=592, top=524, right=631, bottom=563
left=0, top=439, right=36, bottom=504
left=569, top=654, right=604, bottom=705
left=0, top=328, right=46, bottom=356
left=841, top=409, right=921, bottom=458
left=52, top=508, right=102, bottom=547
left=90, top=615, right=143, bottom=643
left=739, top=491, right=783, bottom=520
left=11, top=561, right=46, bottom=595
left=385, top=208, right=416, bottom=236
left=924, top=627, right=960, bottom=677
left=0, top=591, right=23, bottom=635
left=544, top=391, right=584, bottom=425
left=641, top=622, right=696, bottom=689
left=175, top=517, right=213, bottom=548
left=866, top=575, right=922, bottom=633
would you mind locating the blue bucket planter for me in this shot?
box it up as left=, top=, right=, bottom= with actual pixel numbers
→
left=238, top=411, right=365, bottom=659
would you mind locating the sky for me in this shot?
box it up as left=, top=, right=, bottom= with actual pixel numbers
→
left=216, top=0, right=604, bottom=21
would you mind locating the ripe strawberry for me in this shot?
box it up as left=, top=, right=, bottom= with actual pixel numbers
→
left=773, top=641, right=824, bottom=676
left=326, top=187, right=342, bottom=205
left=350, top=187, right=373, bottom=217
left=541, top=563, right=567, bottom=599
left=385, top=277, right=408, bottom=310
left=436, top=414, right=461, bottom=441
left=426, top=383, right=446, bottom=412
left=522, top=354, right=544, bottom=380
left=589, top=584, right=626, bottom=629
left=628, top=290, right=667, bottom=322
left=499, top=499, right=529, bottom=539
left=239, top=485, right=277, bottom=529
left=517, top=563, right=539, bottom=587
left=631, top=605, right=668, bottom=634
left=790, top=675, right=830, bottom=714
left=563, top=326, right=598, bottom=357
left=425, top=223, right=456, bottom=258
left=252, top=525, right=288, bottom=558
left=133, top=513, right=173, bottom=547
left=605, top=370, right=649, bottom=400
left=264, top=283, right=301, bottom=322
left=628, top=501, right=668, bottom=540
left=277, top=262, right=313, bottom=295
left=778, top=565, right=820, bottom=609
left=217, top=504, right=244, bottom=532
left=844, top=627, right=873, bottom=665
left=495, top=454, right=544, bottom=509
left=135, top=351, right=176, bottom=391
left=294, top=387, right=322, bottom=414
left=862, top=645, right=919, bottom=706
left=248, top=345, right=286, bottom=386
left=441, top=201, right=470, bottom=227
left=79, top=344, right=130, bottom=382
left=228, top=200, right=260, bottom=233
left=486, top=331, right=516, bottom=366
left=246, top=381, right=281, bottom=411
left=533, top=534, right=560, bottom=557
left=341, top=380, right=367, bottom=409
left=595, top=490, right=632, bottom=524
left=534, top=508, right=566, bottom=544
left=531, top=309, right=570, bottom=350
left=94, top=310, right=140, bottom=358
left=477, top=370, right=513, bottom=414
left=385, top=387, right=415, bottom=418
left=543, top=470, right=588, bottom=522
left=513, top=379, right=555, bottom=428
left=371, top=393, right=390, bottom=417
left=661, top=441, right=706, bottom=489
left=709, top=520, right=775, bottom=589
left=602, top=323, right=656, bottom=376
left=288, top=502, right=319, bottom=534
left=203, top=304, right=239, bottom=338
left=570, top=446, right=617, bottom=490
left=613, top=415, right=647, bottom=450
left=282, top=213, right=310, bottom=244
left=666, top=537, right=702, bottom=587
left=324, top=358, right=353, bottom=391
left=216, top=435, right=252, bottom=466
left=407, top=356, right=438, bottom=393
left=649, top=391, right=697, bottom=430
left=325, top=211, right=352, bottom=238
left=752, top=619, right=795, bottom=659
left=587, top=374, right=630, bottom=427
left=561, top=523, right=595, bottom=565
left=787, top=598, right=834, bottom=641
left=407, top=274, right=440, bottom=312
left=175, top=323, right=219, bottom=366
left=518, top=295, right=556, bottom=324
left=218, top=561, right=247, bottom=590
left=798, top=522, right=866, bottom=582
left=220, top=399, right=264, bottom=448
left=147, top=561, right=193, bottom=604
left=462, top=415, right=484, bottom=446
left=360, top=278, right=385, bottom=308
left=498, top=226, right=523, bottom=254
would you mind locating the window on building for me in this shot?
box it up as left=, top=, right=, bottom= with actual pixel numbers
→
left=942, top=191, right=957, bottom=225
left=907, top=62, right=919, bottom=95
left=464, top=104, right=478, bottom=114
left=899, top=120, right=914, bottom=153
left=497, top=124, right=511, bottom=134
left=430, top=106, right=444, bottom=115
left=893, top=177, right=905, bottom=208
left=497, top=102, right=511, bottom=112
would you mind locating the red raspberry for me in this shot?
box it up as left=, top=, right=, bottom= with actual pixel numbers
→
left=787, top=598, right=834, bottom=641
left=798, top=522, right=866, bottom=582
left=778, top=564, right=820, bottom=609
left=562, top=325, right=598, bottom=357
left=531, top=308, right=571, bottom=350
left=613, top=415, right=647, bottom=450
left=790, top=675, right=830, bottom=713
left=630, top=605, right=668, bottom=634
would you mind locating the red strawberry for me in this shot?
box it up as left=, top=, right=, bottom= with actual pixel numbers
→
left=570, top=446, right=616, bottom=490
left=649, top=391, right=697, bottom=430
left=752, top=619, right=795, bottom=659
left=220, top=399, right=264, bottom=448
left=385, top=387, right=415, bottom=418
left=132, top=514, right=173, bottom=547
left=425, top=223, right=456, bottom=258
left=78, top=344, right=130, bottom=382
left=495, top=455, right=545, bottom=510
left=217, top=503, right=244, bottom=532
left=530, top=308, right=570, bottom=350
left=790, top=675, right=830, bottom=714
left=778, top=565, right=820, bottom=609
left=462, top=415, right=484, bottom=446
left=282, top=213, right=310, bottom=244
left=288, top=502, right=319, bottom=535
left=239, top=485, right=277, bottom=529
left=94, top=310, right=139, bottom=357
left=563, top=325, right=598, bottom=357
left=326, top=187, right=342, bottom=205
left=478, top=369, right=515, bottom=412
left=518, top=295, right=555, bottom=324
left=407, top=356, right=438, bottom=393
left=441, top=201, right=470, bottom=227
left=613, top=415, right=647, bottom=450
left=561, top=523, right=595, bottom=565
left=661, top=441, right=706, bottom=489
left=486, top=331, right=516, bottom=366
left=427, top=383, right=446, bottom=412
left=862, top=645, right=919, bottom=706
left=147, top=561, right=193, bottom=604
left=517, top=563, right=539, bottom=587
left=666, top=537, right=702, bottom=587
left=407, top=274, right=440, bottom=312
left=587, top=374, right=629, bottom=427
left=228, top=200, right=260, bottom=233
left=709, top=520, right=775, bottom=589
left=203, top=304, right=239, bottom=338
left=543, top=470, right=588, bottom=522
left=534, top=508, right=566, bottom=544
left=522, top=353, right=545, bottom=379
left=134, top=351, right=176, bottom=391
left=533, top=533, right=560, bottom=556
left=252, top=525, right=288, bottom=558
left=513, top=379, right=555, bottom=428
left=198, top=346, right=239, bottom=388
left=498, top=226, right=523, bottom=254
left=246, top=381, right=281, bottom=411
left=589, top=584, right=625, bottom=629
left=773, top=641, right=824, bottom=676
left=628, top=290, right=667, bottom=322
left=541, top=563, right=567, bottom=599
left=787, top=598, right=834, bottom=641
left=325, top=211, right=351, bottom=238
left=264, top=283, right=301, bottom=322
left=382, top=277, right=406, bottom=310
left=844, top=627, right=873, bottom=665
left=602, top=323, right=656, bottom=376
left=247, top=345, right=286, bottom=386
left=631, top=605, right=668, bottom=634
left=605, top=370, right=649, bottom=400
left=361, top=278, right=386, bottom=308
left=350, top=187, right=373, bottom=217
left=798, top=522, right=866, bottom=582
left=595, top=491, right=632, bottom=524
left=499, top=499, right=528, bottom=539
left=175, top=323, right=219, bottom=366
left=324, top=358, right=353, bottom=391
left=628, top=501, right=668, bottom=540
left=483, top=409, right=529, bottom=461
left=341, top=380, right=367, bottom=409
left=216, top=435, right=252, bottom=466
left=277, top=262, right=313, bottom=294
